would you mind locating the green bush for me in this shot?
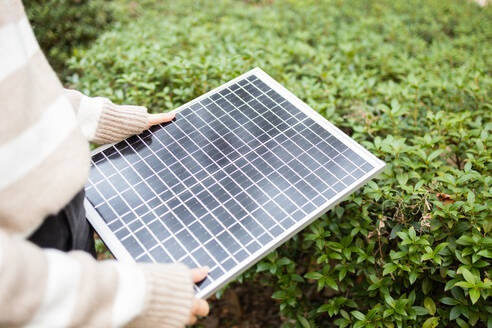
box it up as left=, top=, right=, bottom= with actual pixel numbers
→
left=25, top=0, right=113, bottom=77
left=69, top=0, right=492, bottom=326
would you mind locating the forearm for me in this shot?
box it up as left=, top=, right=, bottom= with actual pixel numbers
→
left=0, top=231, right=193, bottom=327
left=64, top=89, right=149, bottom=145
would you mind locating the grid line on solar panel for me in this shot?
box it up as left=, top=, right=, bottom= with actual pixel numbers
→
left=86, top=73, right=375, bottom=292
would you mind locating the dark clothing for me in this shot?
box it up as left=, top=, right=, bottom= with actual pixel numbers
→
left=28, top=189, right=96, bottom=257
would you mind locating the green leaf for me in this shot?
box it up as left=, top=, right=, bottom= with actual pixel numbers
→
left=409, top=271, right=418, bottom=284
left=422, top=278, right=432, bottom=295
left=434, top=242, right=449, bottom=254
left=325, top=276, right=339, bottom=291
left=454, top=281, right=474, bottom=288
left=353, top=322, right=366, bottom=328
left=444, top=279, right=460, bottom=292
left=424, top=297, right=436, bottom=315
left=477, top=249, right=492, bottom=258
left=421, top=252, right=434, bottom=261
left=413, top=306, right=428, bottom=316
left=440, top=297, right=459, bottom=306
left=396, top=173, right=408, bottom=185
left=305, top=272, right=323, bottom=280
left=385, top=294, right=395, bottom=307
left=456, top=235, right=475, bottom=246
left=256, top=262, right=270, bottom=272
left=459, top=267, right=477, bottom=284
left=428, top=149, right=444, bottom=162
left=277, top=257, right=291, bottom=266
left=351, top=311, right=366, bottom=321
left=335, top=206, right=344, bottom=218
left=390, top=250, right=406, bottom=260
left=291, top=274, right=304, bottom=283
left=422, top=317, right=439, bottom=328
left=317, top=304, right=331, bottom=314
left=383, top=263, right=398, bottom=276
left=408, top=226, right=416, bottom=240
left=458, top=173, right=478, bottom=184
left=450, top=305, right=461, bottom=320
left=469, top=288, right=480, bottom=304
left=456, top=318, right=470, bottom=328
left=396, top=231, right=408, bottom=241
left=271, top=291, right=286, bottom=300
left=467, top=191, right=475, bottom=205
left=297, top=315, right=311, bottom=328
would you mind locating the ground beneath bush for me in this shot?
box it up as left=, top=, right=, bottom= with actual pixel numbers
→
left=198, top=283, right=282, bottom=328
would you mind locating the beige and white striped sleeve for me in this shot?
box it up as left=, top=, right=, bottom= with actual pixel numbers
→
left=0, top=230, right=194, bottom=327
left=1, top=1, right=195, bottom=326
left=64, top=89, right=149, bottom=145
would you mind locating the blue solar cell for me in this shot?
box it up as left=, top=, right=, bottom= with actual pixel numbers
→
left=189, top=221, right=212, bottom=244
left=246, top=241, right=261, bottom=254
left=151, top=246, right=172, bottom=263
left=258, top=233, right=273, bottom=246
left=121, top=236, right=143, bottom=257
left=86, top=187, right=103, bottom=206
left=163, top=237, right=186, bottom=261
left=270, top=225, right=284, bottom=237
left=109, top=196, right=129, bottom=216
left=205, top=239, right=228, bottom=263
left=217, top=231, right=240, bottom=254
left=135, top=228, right=157, bottom=249
left=191, top=247, right=217, bottom=269
left=149, top=220, right=170, bottom=242
left=95, top=203, right=116, bottom=223
left=221, top=258, right=236, bottom=271
left=234, top=249, right=249, bottom=263
left=115, top=227, right=130, bottom=240
left=108, top=219, right=123, bottom=232
left=176, top=229, right=199, bottom=252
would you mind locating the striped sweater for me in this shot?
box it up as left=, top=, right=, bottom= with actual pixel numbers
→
left=0, top=1, right=193, bottom=327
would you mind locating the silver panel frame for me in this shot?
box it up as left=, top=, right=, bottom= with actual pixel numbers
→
left=85, top=67, right=386, bottom=299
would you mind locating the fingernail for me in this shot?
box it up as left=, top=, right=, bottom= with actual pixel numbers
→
left=202, top=266, right=209, bottom=274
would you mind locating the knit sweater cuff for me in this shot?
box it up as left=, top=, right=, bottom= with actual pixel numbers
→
left=127, top=264, right=193, bottom=328
left=92, top=100, right=149, bottom=145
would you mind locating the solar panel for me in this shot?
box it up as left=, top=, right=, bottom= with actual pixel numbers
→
left=84, top=68, right=385, bottom=298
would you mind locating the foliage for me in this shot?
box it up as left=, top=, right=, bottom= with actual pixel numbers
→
left=69, top=0, right=492, bottom=326
left=24, top=0, right=113, bottom=77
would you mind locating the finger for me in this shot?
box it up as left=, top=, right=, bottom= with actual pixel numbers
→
left=147, top=112, right=175, bottom=127
left=191, top=298, right=210, bottom=317
left=187, top=315, right=197, bottom=325
left=190, top=266, right=209, bottom=283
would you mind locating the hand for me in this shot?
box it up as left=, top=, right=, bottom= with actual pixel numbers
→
left=188, top=267, right=210, bottom=325
left=147, top=112, right=176, bottom=129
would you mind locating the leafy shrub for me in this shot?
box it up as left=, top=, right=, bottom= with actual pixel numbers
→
left=25, top=0, right=113, bottom=77
left=69, top=0, right=492, bottom=326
